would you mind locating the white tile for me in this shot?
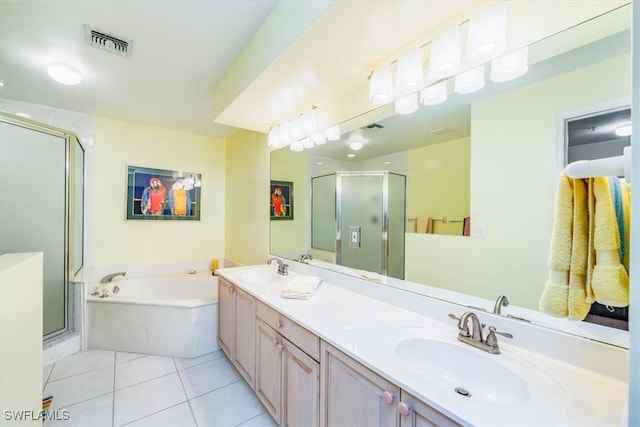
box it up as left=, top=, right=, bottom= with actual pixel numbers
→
left=113, top=373, right=186, bottom=426
left=174, top=350, right=225, bottom=371
left=43, top=364, right=54, bottom=387
left=190, top=380, right=266, bottom=427
left=44, top=366, right=114, bottom=409
left=46, top=393, right=113, bottom=427
left=116, top=351, right=147, bottom=364
left=178, top=356, right=241, bottom=399
left=237, top=411, right=278, bottom=427
left=49, top=349, right=115, bottom=381
left=123, top=402, right=196, bottom=427
left=115, top=355, right=176, bottom=390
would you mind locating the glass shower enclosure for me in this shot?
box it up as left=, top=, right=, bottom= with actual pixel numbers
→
left=0, top=112, right=84, bottom=341
left=312, top=171, right=406, bottom=279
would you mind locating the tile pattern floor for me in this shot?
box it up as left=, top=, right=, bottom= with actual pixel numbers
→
left=42, top=349, right=277, bottom=427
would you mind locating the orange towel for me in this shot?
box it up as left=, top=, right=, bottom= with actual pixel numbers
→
left=425, top=217, right=434, bottom=234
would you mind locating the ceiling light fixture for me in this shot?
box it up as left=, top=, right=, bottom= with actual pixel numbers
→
left=47, top=63, right=82, bottom=85
left=615, top=123, right=632, bottom=137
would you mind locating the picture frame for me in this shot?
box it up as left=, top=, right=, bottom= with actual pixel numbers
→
left=270, top=180, right=293, bottom=220
left=126, top=165, right=201, bottom=221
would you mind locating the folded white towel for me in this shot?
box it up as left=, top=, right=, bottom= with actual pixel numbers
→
left=281, top=276, right=322, bottom=300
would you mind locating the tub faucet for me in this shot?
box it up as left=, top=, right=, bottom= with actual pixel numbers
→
left=493, top=295, right=509, bottom=314
left=100, top=271, right=126, bottom=283
left=267, top=257, right=289, bottom=276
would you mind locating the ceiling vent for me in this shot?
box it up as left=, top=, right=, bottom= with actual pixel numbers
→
left=84, top=25, right=133, bottom=58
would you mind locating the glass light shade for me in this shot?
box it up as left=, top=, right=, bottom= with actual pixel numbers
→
left=454, top=65, right=485, bottom=94
left=325, top=125, right=341, bottom=141
left=369, top=65, right=394, bottom=105
left=466, top=3, right=507, bottom=64
left=289, top=117, right=304, bottom=140
left=429, top=27, right=461, bottom=80
left=490, top=47, right=529, bottom=82
left=302, top=137, right=314, bottom=149
left=301, top=109, right=317, bottom=135
left=268, top=127, right=281, bottom=147
left=289, top=141, right=304, bottom=152
left=47, top=63, right=82, bottom=85
left=311, top=132, right=327, bottom=145
left=278, top=121, right=292, bottom=145
left=349, top=141, right=363, bottom=150
left=420, top=81, right=447, bottom=105
left=396, top=48, right=424, bottom=96
left=395, top=93, right=419, bottom=115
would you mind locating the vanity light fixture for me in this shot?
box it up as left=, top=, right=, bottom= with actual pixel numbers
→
left=466, top=2, right=507, bottom=64
left=369, top=64, right=394, bottom=105
left=454, top=64, right=485, bottom=94
left=395, top=92, right=419, bottom=115
left=615, top=123, right=632, bottom=137
left=490, top=47, right=529, bottom=82
left=268, top=106, right=341, bottom=152
left=325, top=124, right=341, bottom=141
left=420, top=81, right=448, bottom=105
left=47, top=63, right=82, bottom=85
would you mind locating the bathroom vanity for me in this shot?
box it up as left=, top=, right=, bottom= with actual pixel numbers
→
left=216, top=263, right=628, bottom=426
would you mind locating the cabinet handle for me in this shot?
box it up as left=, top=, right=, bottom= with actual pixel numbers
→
left=382, top=391, right=394, bottom=405
left=275, top=320, right=283, bottom=329
left=398, top=401, right=411, bottom=417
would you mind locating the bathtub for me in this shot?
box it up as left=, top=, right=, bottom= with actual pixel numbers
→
left=86, top=271, right=219, bottom=358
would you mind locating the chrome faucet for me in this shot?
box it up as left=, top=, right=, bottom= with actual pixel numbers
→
left=267, top=257, right=289, bottom=276
left=451, top=312, right=513, bottom=354
left=100, top=271, right=126, bottom=283
left=493, top=295, right=509, bottom=314
left=299, top=254, right=313, bottom=264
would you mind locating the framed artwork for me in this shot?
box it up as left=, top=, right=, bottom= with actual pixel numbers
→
left=126, top=165, right=201, bottom=220
left=270, top=180, right=293, bottom=220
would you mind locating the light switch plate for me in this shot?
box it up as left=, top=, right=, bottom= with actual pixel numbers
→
left=349, top=226, right=361, bottom=248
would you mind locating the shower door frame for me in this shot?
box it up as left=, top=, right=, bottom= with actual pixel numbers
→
left=0, top=112, right=76, bottom=341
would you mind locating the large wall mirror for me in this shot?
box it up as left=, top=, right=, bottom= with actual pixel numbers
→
left=270, top=4, right=632, bottom=346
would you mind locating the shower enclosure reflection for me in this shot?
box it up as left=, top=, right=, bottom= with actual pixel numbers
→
left=311, top=171, right=406, bottom=279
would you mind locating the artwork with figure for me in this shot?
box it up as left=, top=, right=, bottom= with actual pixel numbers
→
left=270, top=181, right=293, bottom=220
left=127, top=165, right=201, bottom=220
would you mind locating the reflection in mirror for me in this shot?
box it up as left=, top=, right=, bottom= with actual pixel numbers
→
left=270, top=5, right=631, bottom=346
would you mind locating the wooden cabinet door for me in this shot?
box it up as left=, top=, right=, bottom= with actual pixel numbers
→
left=235, top=287, right=256, bottom=389
left=256, top=319, right=282, bottom=423
left=398, top=391, right=461, bottom=427
left=282, top=337, right=319, bottom=427
left=217, top=278, right=235, bottom=361
left=320, top=341, right=399, bottom=427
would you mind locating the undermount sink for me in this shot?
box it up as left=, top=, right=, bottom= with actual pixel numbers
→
left=395, top=337, right=529, bottom=405
left=237, top=269, right=284, bottom=284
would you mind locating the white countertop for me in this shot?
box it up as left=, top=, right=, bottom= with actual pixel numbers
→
left=217, top=264, right=628, bottom=426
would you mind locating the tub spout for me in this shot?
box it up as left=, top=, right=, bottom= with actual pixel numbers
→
left=100, top=272, right=126, bottom=283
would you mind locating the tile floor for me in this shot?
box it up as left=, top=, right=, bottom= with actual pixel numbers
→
left=42, top=349, right=277, bottom=427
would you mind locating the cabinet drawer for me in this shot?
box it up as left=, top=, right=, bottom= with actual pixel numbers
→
left=257, top=300, right=319, bottom=361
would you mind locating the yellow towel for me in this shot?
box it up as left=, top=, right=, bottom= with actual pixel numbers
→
left=590, top=177, right=629, bottom=307
left=539, top=171, right=572, bottom=317
left=568, top=178, right=590, bottom=320
left=621, top=179, right=630, bottom=271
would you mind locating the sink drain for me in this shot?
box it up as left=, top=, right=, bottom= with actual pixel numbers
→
left=454, top=387, right=471, bottom=397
